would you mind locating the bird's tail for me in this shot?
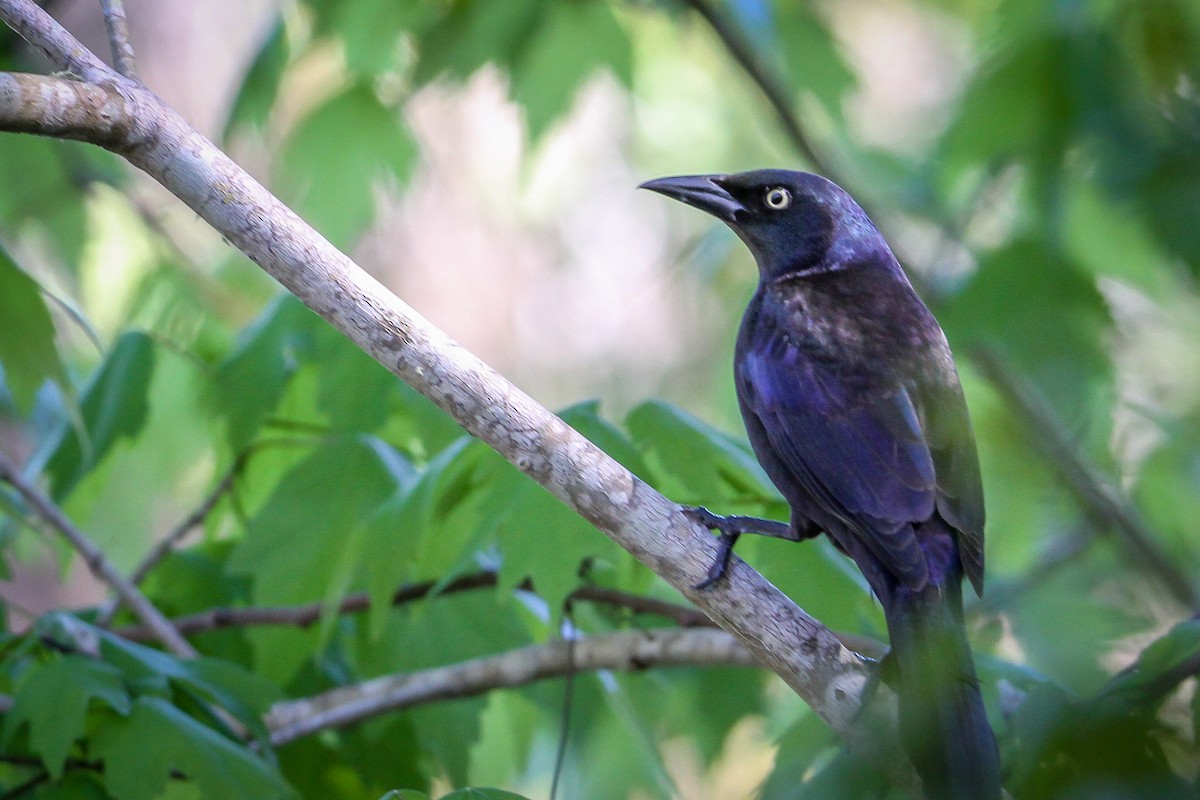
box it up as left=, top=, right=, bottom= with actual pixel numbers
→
left=883, top=579, right=1001, bottom=800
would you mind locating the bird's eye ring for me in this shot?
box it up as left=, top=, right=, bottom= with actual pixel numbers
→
left=765, top=187, right=791, bottom=210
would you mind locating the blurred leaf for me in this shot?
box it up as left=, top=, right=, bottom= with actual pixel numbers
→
left=0, top=135, right=122, bottom=267
left=943, top=240, right=1111, bottom=427
left=91, top=697, right=294, bottom=800
left=1102, top=618, right=1200, bottom=705
left=362, top=593, right=534, bottom=784
left=41, top=330, right=156, bottom=498
left=0, top=246, right=65, bottom=413
left=625, top=399, right=775, bottom=503
left=773, top=4, right=855, bottom=121
left=229, top=436, right=403, bottom=633
left=509, top=0, right=632, bottom=140
left=491, top=461, right=601, bottom=614
left=224, top=21, right=289, bottom=136
left=1007, top=677, right=1195, bottom=800
left=1, top=655, right=129, bottom=778
left=96, top=629, right=279, bottom=744
left=214, top=294, right=320, bottom=451
left=1133, top=419, right=1200, bottom=563
left=311, top=0, right=433, bottom=76
left=411, top=0, right=543, bottom=86
left=277, top=84, right=417, bottom=247
left=440, top=790, right=532, bottom=800
left=313, top=321, right=399, bottom=434
left=939, top=31, right=1072, bottom=181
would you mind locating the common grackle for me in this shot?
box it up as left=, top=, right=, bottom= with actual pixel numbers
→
left=641, top=170, right=1000, bottom=800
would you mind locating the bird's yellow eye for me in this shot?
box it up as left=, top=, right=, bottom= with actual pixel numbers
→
left=765, top=187, right=791, bottom=210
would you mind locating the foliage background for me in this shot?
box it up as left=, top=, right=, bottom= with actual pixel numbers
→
left=1, top=0, right=1199, bottom=797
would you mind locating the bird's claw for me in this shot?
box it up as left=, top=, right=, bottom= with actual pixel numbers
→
left=682, top=506, right=741, bottom=590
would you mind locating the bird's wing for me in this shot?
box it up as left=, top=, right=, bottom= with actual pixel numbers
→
left=738, top=335, right=938, bottom=589
left=922, top=378, right=986, bottom=594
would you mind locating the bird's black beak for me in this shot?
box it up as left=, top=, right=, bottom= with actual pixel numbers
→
left=638, top=174, right=743, bottom=222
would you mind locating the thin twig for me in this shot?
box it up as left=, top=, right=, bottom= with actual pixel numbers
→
left=680, top=0, right=830, bottom=175
left=98, top=0, right=136, bottom=78
left=972, top=349, right=1199, bottom=611
left=132, top=457, right=241, bottom=580
left=93, top=457, right=244, bottom=627
left=265, top=627, right=759, bottom=746
left=0, top=0, right=112, bottom=82
left=115, top=569, right=891, bottom=659
left=0, top=451, right=198, bottom=658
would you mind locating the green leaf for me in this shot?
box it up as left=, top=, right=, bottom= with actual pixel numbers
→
left=314, top=0, right=433, bottom=76
left=773, top=4, right=856, bottom=121
left=214, top=293, right=321, bottom=451
left=224, top=21, right=289, bottom=135
left=0, top=246, right=65, bottom=413
left=91, top=696, right=294, bottom=800
left=229, top=436, right=404, bottom=679
left=382, top=792, right=432, bottom=800
left=40, top=330, right=156, bottom=498
left=411, top=0, right=543, bottom=86
left=625, top=399, right=775, bottom=503
left=491, top=462, right=601, bottom=614
left=440, top=790, right=532, bottom=800
left=313, top=321, right=399, bottom=434
left=509, top=0, right=632, bottom=140
left=1101, top=618, right=1200, bottom=704
left=0, top=135, right=123, bottom=267
left=95, top=628, right=278, bottom=743
left=1, top=655, right=129, bottom=778
left=942, top=239, right=1111, bottom=428
left=277, top=84, right=417, bottom=247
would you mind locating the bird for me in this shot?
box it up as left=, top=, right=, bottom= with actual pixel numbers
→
left=640, top=170, right=1001, bottom=800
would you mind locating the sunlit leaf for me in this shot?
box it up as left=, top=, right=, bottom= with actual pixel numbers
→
left=40, top=330, right=156, bottom=498
left=277, top=84, right=417, bottom=247
left=0, top=246, right=65, bottom=413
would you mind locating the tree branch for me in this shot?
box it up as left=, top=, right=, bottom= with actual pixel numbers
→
left=0, top=0, right=112, bottom=82
left=265, top=627, right=759, bottom=746
left=0, top=72, right=133, bottom=147
left=0, top=451, right=198, bottom=658
left=115, top=570, right=890, bottom=659
left=0, top=0, right=902, bottom=778
left=98, top=0, right=136, bottom=78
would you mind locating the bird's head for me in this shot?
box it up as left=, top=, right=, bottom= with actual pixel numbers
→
left=640, top=169, right=890, bottom=281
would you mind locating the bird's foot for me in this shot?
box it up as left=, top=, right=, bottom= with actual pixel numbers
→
left=681, top=506, right=743, bottom=590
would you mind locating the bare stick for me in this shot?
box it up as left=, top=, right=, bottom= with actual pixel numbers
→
left=0, top=0, right=112, bottom=82
left=265, top=627, right=759, bottom=746
left=973, top=349, right=1198, bottom=610
left=98, top=0, right=136, bottom=79
left=0, top=451, right=198, bottom=658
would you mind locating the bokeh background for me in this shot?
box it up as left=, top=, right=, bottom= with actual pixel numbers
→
left=1, top=0, right=1199, bottom=798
